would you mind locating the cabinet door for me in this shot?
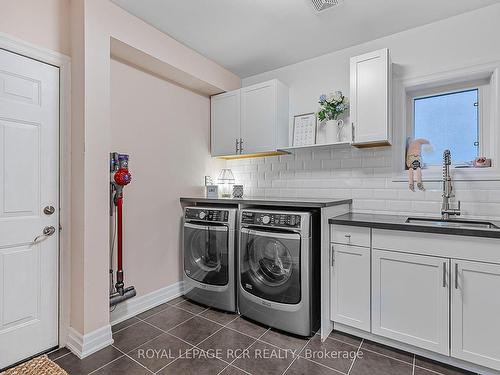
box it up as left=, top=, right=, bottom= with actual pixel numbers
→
left=241, top=80, right=276, bottom=154
left=331, top=244, right=371, bottom=332
left=372, top=250, right=449, bottom=355
left=211, top=90, right=240, bottom=156
left=350, top=48, right=391, bottom=146
left=451, top=260, right=500, bottom=371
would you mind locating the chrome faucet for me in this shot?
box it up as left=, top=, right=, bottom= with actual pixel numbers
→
left=441, top=150, right=461, bottom=220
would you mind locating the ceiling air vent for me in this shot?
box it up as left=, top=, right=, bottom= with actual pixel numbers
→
left=311, top=0, right=343, bottom=12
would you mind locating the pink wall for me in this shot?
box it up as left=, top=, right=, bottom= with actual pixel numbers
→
left=0, top=0, right=70, bottom=56
left=110, top=58, right=224, bottom=294
left=69, top=0, right=239, bottom=336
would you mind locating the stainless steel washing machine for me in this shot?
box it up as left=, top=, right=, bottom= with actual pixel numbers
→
left=238, top=209, right=320, bottom=337
left=183, top=207, right=237, bottom=312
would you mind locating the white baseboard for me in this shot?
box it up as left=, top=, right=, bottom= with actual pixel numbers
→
left=66, top=325, right=114, bottom=359
left=110, top=281, right=184, bottom=326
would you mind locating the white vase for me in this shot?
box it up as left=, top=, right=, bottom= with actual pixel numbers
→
left=325, top=120, right=337, bottom=143
left=324, top=119, right=345, bottom=143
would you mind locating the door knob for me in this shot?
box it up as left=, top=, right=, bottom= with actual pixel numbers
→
left=33, top=226, right=56, bottom=244
left=43, top=205, right=55, bottom=215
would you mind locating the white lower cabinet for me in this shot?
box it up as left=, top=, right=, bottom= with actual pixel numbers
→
left=371, top=250, right=450, bottom=355
left=330, top=244, right=371, bottom=332
left=451, top=260, right=500, bottom=371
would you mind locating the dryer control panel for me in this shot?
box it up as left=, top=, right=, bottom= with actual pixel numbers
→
left=185, top=208, right=229, bottom=222
left=241, top=211, right=301, bottom=228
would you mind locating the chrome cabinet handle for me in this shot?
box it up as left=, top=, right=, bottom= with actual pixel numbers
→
left=43, top=205, right=55, bottom=215
left=235, top=138, right=239, bottom=154
left=351, top=122, right=355, bottom=142
left=344, top=234, right=351, bottom=241
left=443, top=262, right=447, bottom=288
left=33, top=226, right=56, bottom=244
left=331, top=246, right=335, bottom=267
left=455, top=263, right=459, bottom=289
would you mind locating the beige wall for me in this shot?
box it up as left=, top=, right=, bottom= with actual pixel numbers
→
left=0, top=0, right=70, bottom=55
left=110, top=58, right=224, bottom=294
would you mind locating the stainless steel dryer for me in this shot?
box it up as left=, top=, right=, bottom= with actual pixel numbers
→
left=238, top=209, right=320, bottom=337
left=183, top=207, right=237, bottom=312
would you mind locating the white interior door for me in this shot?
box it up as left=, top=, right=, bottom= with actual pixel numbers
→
left=0, top=48, right=59, bottom=369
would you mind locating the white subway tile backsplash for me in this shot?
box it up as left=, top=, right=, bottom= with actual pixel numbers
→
left=362, top=157, right=387, bottom=168
left=303, top=159, right=322, bottom=170
left=287, top=161, right=304, bottom=170
left=258, top=163, right=272, bottom=172
left=341, top=158, right=362, bottom=169
left=313, top=149, right=332, bottom=160
left=386, top=200, right=413, bottom=212
left=272, top=163, right=287, bottom=172
left=373, top=189, right=399, bottom=200
left=229, top=147, right=500, bottom=220
left=352, top=189, right=373, bottom=199
left=322, top=159, right=341, bottom=169
left=295, top=151, right=313, bottom=161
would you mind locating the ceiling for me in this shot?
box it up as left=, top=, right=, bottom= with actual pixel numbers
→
left=112, top=0, right=500, bottom=78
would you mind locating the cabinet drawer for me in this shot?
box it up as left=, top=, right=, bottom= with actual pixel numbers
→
left=331, top=225, right=370, bottom=247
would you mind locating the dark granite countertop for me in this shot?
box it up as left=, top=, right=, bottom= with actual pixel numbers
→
left=180, top=196, right=352, bottom=208
left=329, top=213, right=500, bottom=239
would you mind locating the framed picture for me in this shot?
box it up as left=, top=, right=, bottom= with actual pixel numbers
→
left=293, top=113, right=317, bottom=147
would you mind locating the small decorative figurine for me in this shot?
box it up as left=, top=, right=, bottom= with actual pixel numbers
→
left=232, top=185, right=244, bottom=198
left=406, top=138, right=430, bottom=191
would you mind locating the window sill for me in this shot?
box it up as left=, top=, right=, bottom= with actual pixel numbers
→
left=392, top=166, right=500, bottom=182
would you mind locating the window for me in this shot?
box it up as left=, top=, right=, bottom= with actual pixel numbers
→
left=394, top=64, right=500, bottom=182
left=413, top=89, right=479, bottom=165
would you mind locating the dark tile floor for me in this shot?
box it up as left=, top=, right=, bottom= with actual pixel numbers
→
left=49, top=296, right=478, bottom=375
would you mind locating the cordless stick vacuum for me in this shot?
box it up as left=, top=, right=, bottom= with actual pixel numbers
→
left=110, top=153, right=137, bottom=307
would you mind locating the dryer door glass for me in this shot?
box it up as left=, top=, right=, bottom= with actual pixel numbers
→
left=240, top=228, right=301, bottom=304
left=184, top=223, right=229, bottom=286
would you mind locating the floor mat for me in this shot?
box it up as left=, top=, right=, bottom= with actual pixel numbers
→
left=1, top=355, right=68, bottom=375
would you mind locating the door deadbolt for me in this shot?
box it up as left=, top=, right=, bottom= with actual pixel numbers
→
left=43, top=206, right=55, bottom=215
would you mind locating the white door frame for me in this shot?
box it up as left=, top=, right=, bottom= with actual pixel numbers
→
left=0, top=32, right=71, bottom=348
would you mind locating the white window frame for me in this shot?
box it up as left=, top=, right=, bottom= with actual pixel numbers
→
left=392, top=62, right=500, bottom=182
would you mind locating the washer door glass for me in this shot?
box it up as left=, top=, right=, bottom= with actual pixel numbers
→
left=184, top=223, right=229, bottom=286
left=240, top=228, right=301, bottom=304
left=248, top=237, right=293, bottom=287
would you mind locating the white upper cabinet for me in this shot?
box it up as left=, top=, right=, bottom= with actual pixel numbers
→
left=451, top=260, right=500, bottom=371
left=372, top=250, right=450, bottom=355
left=210, top=90, right=241, bottom=157
left=350, top=48, right=392, bottom=147
left=241, top=79, right=289, bottom=154
left=210, top=79, right=289, bottom=157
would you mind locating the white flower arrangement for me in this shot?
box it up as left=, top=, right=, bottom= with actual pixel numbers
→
left=317, top=91, right=349, bottom=121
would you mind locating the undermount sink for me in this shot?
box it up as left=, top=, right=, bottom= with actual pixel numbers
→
left=405, top=217, right=500, bottom=230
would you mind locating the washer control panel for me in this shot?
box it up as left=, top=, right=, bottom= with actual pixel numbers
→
left=185, top=208, right=229, bottom=222
left=241, top=211, right=301, bottom=228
